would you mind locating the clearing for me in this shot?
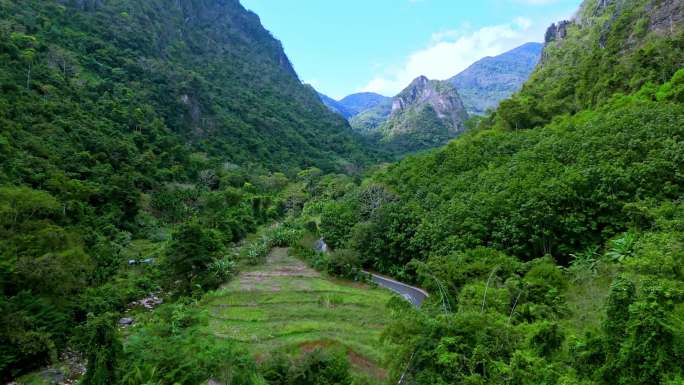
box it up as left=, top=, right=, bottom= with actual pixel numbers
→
left=202, top=247, right=396, bottom=380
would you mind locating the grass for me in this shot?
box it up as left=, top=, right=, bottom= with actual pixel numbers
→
left=200, top=247, right=396, bottom=381
left=561, top=261, right=618, bottom=334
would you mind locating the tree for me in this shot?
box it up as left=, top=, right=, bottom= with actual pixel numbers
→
left=165, top=220, right=224, bottom=292
left=9, top=32, right=37, bottom=90
left=601, top=280, right=683, bottom=385
left=284, top=348, right=352, bottom=385
left=319, top=200, right=358, bottom=249
left=0, top=187, right=60, bottom=229
left=75, top=313, right=122, bottom=385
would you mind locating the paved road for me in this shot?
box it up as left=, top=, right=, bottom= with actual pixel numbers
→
left=314, top=238, right=428, bottom=307
left=362, top=271, right=429, bottom=308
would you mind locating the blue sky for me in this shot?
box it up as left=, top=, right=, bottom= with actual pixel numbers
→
left=240, top=0, right=581, bottom=99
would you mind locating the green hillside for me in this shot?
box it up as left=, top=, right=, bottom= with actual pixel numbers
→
left=308, top=0, right=684, bottom=384
left=0, top=0, right=374, bottom=175
left=350, top=76, right=469, bottom=154
left=492, top=0, right=684, bottom=130
left=0, top=0, right=377, bottom=382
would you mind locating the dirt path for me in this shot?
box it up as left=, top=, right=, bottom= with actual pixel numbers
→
left=235, top=247, right=320, bottom=291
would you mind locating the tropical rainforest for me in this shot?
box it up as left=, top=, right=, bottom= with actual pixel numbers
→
left=1, top=0, right=684, bottom=384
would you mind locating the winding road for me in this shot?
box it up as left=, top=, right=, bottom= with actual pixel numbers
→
left=362, top=271, right=429, bottom=307
left=315, top=238, right=429, bottom=307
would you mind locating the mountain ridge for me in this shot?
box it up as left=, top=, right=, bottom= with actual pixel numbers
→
left=339, top=92, right=391, bottom=116
left=315, top=89, right=354, bottom=118
left=449, top=42, right=543, bottom=115
left=346, top=42, right=543, bottom=140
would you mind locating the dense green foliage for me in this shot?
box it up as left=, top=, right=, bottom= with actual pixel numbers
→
left=305, top=2, right=684, bottom=382
left=0, top=0, right=379, bottom=381
left=3, top=0, right=684, bottom=383
left=261, top=348, right=352, bottom=385
left=492, top=0, right=684, bottom=131
left=0, top=0, right=375, bottom=173
left=74, top=313, right=123, bottom=385
left=308, top=73, right=684, bottom=385
left=121, top=302, right=261, bottom=385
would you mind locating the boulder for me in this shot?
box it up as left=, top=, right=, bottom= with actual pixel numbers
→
left=118, top=317, right=134, bottom=326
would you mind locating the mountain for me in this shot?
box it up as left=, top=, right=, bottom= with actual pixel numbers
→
left=449, top=42, right=543, bottom=115
left=377, top=76, right=469, bottom=151
left=350, top=44, right=542, bottom=140
left=316, top=90, right=390, bottom=119
left=0, top=0, right=375, bottom=174
left=339, top=92, right=391, bottom=116
left=315, top=89, right=354, bottom=118
left=348, top=99, right=393, bottom=135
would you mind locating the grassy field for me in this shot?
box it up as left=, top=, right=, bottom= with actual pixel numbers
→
left=201, top=247, right=396, bottom=381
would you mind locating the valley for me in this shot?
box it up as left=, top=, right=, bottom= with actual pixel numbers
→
left=2, top=0, right=684, bottom=384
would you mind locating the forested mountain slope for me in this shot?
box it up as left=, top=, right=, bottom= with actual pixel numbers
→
left=0, top=0, right=376, bottom=381
left=3, top=0, right=684, bottom=384
left=0, top=0, right=374, bottom=174
left=316, top=91, right=391, bottom=119
left=493, top=0, right=684, bottom=130
left=449, top=42, right=543, bottom=115
left=348, top=99, right=393, bottom=135
left=307, top=0, right=684, bottom=384
left=339, top=92, right=391, bottom=116
left=316, top=90, right=354, bottom=118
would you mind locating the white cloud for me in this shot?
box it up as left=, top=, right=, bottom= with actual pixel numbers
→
left=360, top=17, right=547, bottom=96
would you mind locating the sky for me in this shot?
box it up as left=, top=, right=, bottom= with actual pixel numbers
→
left=240, top=0, right=582, bottom=99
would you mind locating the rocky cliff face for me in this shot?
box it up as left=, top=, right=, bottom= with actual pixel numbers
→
left=646, top=0, right=683, bottom=35
left=388, top=76, right=467, bottom=132
left=544, top=21, right=571, bottom=43
left=377, top=76, right=468, bottom=151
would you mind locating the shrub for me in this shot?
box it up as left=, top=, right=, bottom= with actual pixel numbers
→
left=165, top=221, right=224, bottom=293
left=290, top=244, right=330, bottom=272
left=270, top=225, right=303, bottom=247
left=261, top=348, right=352, bottom=385
left=243, top=237, right=271, bottom=266
left=326, top=249, right=361, bottom=279
left=122, top=304, right=258, bottom=385
left=73, top=313, right=123, bottom=385
left=529, top=321, right=564, bottom=357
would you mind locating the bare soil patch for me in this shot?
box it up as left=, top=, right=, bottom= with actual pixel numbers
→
left=237, top=248, right=319, bottom=291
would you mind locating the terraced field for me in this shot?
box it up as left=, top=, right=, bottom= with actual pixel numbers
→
left=201, top=248, right=395, bottom=380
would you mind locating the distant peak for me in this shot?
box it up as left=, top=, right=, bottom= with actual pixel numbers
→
left=406, top=75, right=430, bottom=89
